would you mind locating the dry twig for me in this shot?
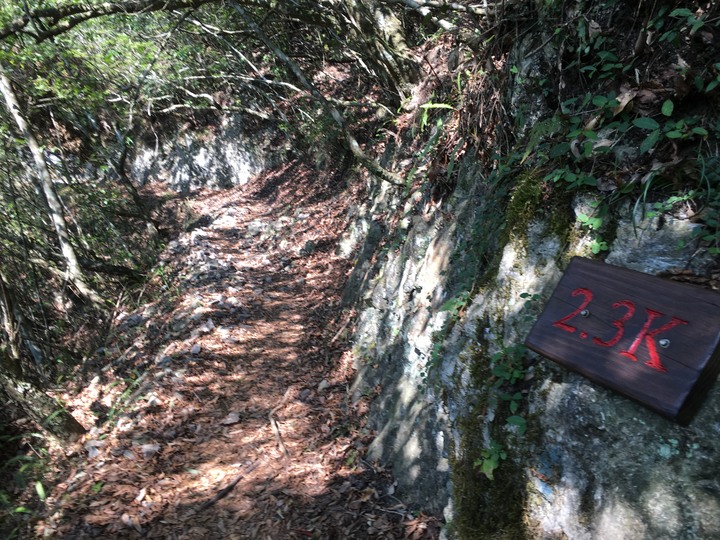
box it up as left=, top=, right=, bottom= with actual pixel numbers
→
left=198, top=460, right=261, bottom=511
left=269, top=387, right=293, bottom=460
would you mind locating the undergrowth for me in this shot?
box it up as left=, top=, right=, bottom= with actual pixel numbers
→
left=0, top=422, right=50, bottom=539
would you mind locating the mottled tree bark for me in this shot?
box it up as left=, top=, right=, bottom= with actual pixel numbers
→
left=0, top=272, right=21, bottom=361
left=343, top=0, right=420, bottom=98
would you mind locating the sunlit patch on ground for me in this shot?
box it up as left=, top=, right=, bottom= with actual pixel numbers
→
left=28, top=160, right=440, bottom=538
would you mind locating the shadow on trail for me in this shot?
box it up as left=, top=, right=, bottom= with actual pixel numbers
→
left=40, top=160, right=440, bottom=539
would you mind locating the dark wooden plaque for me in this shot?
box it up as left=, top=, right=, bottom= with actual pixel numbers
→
left=525, top=257, right=720, bottom=424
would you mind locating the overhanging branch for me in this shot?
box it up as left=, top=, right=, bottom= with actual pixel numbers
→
left=229, top=1, right=405, bottom=188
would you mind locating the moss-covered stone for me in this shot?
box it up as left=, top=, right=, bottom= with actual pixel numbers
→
left=450, top=335, right=529, bottom=539
left=457, top=167, right=572, bottom=296
left=505, top=169, right=573, bottom=251
left=451, top=435, right=527, bottom=539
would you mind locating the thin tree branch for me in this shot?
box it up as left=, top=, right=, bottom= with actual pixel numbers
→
left=230, top=1, right=405, bottom=188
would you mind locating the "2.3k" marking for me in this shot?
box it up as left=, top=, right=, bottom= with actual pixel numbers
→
left=552, top=288, right=689, bottom=373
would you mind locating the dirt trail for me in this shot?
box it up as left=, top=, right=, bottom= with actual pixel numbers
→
left=36, top=162, right=440, bottom=539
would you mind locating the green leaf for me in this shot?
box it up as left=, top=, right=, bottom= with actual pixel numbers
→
left=659, top=30, right=678, bottom=43
left=692, top=127, right=709, bottom=136
left=591, top=240, right=608, bottom=254
left=661, top=99, right=674, bottom=116
left=35, top=481, right=46, bottom=501
left=666, top=130, right=683, bottom=139
left=690, top=19, right=705, bottom=33
left=640, top=130, right=661, bottom=154
left=548, top=142, right=570, bottom=158
left=596, top=51, right=618, bottom=62
left=506, top=415, right=527, bottom=435
left=633, top=117, right=660, bottom=130
left=492, top=365, right=509, bottom=379
left=670, top=8, right=694, bottom=17
left=481, top=459, right=496, bottom=479
left=581, top=174, right=598, bottom=187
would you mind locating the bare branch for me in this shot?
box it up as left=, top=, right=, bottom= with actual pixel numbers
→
left=230, top=1, right=405, bottom=188
left=0, top=65, right=105, bottom=307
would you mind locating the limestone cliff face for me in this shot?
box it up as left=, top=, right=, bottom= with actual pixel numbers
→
left=340, top=17, right=720, bottom=540
left=130, top=115, right=286, bottom=193
left=342, top=152, right=720, bottom=538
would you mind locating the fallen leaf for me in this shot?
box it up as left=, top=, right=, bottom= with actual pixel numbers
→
left=120, top=513, right=143, bottom=533
left=612, top=88, right=638, bottom=115
left=221, top=412, right=240, bottom=425
left=141, top=443, right=161, bottom=459
left=135, top=487, right=147, bottom=503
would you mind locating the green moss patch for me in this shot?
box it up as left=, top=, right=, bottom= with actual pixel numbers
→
left=450, top=340, right=529, bottom=539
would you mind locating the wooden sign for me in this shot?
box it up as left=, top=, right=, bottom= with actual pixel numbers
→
left=525, top=257, right=720, bottom=424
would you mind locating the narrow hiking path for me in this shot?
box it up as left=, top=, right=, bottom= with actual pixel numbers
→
left=36, top=162, right=440, bottom=539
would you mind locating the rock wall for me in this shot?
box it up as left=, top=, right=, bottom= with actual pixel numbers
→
left=130, top=114, right=287, bottom=192
left=341, top=139, right=720, bottom=539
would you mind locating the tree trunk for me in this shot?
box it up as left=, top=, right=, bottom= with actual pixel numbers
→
left=0, top=269, right=47, bottom=368
left=0, top=351, right=86, bottom=440
left=0, top=65, right=104, bottom=307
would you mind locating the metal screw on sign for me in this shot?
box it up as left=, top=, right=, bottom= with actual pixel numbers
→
left=580, top=309, right=590, bottom=317
left=659, top=339, right=671, bottom=348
